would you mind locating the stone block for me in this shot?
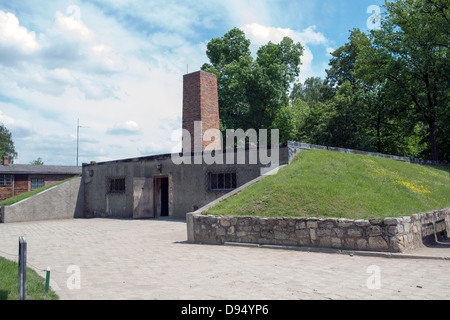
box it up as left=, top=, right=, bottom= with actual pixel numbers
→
left=295, top=229, right=309, bottom=238
left=368, top=236, right=388, bottom=251
left=319, top=237, right=331, bottom=247
left=384, top=218, right=401, bottom=225
left=307, top=220, right=318, bottom=228
left=337, top=219, right=354, bottom=228
left=332, top=228, right=344, bottom=238
left=355, top=220, right=370, bottom=227
left=236, top=231, right=247, bottom=238
left=319, top=221, right=335, bottom=229
left=295, top=221, right=306, bottom=230
left=344, top=238, right=356, bottom=249
left=367, top=225, right=382, bottom=236
left=347, top=228, right=362, bottom=237
left=388, top=224, right=403, bottom=234
left=216, top=227, right=226, bottom=236
left=369, top=218, right=382, bottom=225
left=261, top=231, right=272, bottom=238
left=356, top=238, right=368, bottom=250
left=331, top=237, right=342, bottom=248
left=274, top=231, right=288, bottom=240
left=220, top=218, right=231, bottom=227
left=317, top=228, right=331, bottom=236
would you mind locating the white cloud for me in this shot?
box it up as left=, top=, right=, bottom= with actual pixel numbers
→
left=0, top=11, right=40, bottom=52
left=0, top=109, right=34, bottom=139
left=241, top=23, right=296, bottom=45
left=221, top=0, right=271, bottom=27
left=295, top=26, right=328, bottom=46
left=107, top=120, right=141, bottom=135
left=0, top=110, right=14, bottom=125
left=241, top=23, right=331, bottom=82
left=326, top=47, right=335, bottom=57
left=241, top=23, right=328, bottom=47
left=55, top=10, right=93, bottom=40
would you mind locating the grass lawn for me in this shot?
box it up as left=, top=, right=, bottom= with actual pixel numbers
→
left=205, top=150, right=450, bottom=220
left=0, top=257, right=58, bottom=300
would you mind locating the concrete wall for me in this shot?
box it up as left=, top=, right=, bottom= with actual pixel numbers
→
left=187, top=207, right=450, bottom=253
left=0, top=177, right=83, bottom=223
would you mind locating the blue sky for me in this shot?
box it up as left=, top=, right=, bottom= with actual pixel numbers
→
left=0, top=0, right=385, bottom=165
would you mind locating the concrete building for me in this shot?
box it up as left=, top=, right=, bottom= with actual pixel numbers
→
left=82, top=71, right=287, bottom=220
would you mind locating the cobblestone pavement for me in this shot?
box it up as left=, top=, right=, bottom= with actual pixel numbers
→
left=0, top=218, right=449, bottom=300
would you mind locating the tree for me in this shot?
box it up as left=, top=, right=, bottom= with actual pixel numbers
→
left=297, top=82, right=374, bottom=150
left=356, top=0, right=450, bottom=161
left=30, top=157, right=44, bottom=165
left=290, top=77, right=334, bottom=143
left=0, top=123, right=17, bottom=163
left=202, top=28, right=304, bottom=145
left=326, top=28, right=369, bottom=88
left=291, top=77, right=334, bottom=107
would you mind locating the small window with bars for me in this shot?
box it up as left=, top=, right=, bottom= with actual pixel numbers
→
left=208, top=172, right=237, bottom=191
left=0, top=175, right=13, bottom=186
left=108, top=178, right=126, bottom=194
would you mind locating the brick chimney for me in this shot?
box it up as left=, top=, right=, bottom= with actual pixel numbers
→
left=2, top=156, right=9, bottom=166
left=182, top=70, right=221, bottom=153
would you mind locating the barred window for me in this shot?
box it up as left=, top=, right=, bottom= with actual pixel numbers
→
left=31, top=178, right=44, bottom=190
left=108, top=178, right=126, bottom=194
left=0, top=175, right=13, bottom=186
left=209, top=172, right=236, bottom=191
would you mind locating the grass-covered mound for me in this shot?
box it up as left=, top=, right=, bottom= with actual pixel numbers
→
left=205, top=150, right=450, bottom=220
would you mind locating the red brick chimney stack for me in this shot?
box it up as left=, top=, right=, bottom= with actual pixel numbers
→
left=2, top=156, right=9, bottom=166
left=182, top=70, right=221, bottom=153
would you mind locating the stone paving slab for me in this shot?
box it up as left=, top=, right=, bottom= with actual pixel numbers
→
left=0, top=218, right=449, bottom=300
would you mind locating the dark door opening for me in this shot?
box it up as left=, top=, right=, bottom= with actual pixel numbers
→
left=154, top=176, right=169, bottom=218
left=160, top=177, right=169, bottom=217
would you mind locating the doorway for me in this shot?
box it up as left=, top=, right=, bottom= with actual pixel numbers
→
left=154, top=176, right=169, bottom=218
left=133, top=177, right=154, bottom=219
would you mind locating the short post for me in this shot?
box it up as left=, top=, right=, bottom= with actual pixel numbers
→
left=45, top=267, right=51, bottom=293
left=18, top=236, right=27, bottom=300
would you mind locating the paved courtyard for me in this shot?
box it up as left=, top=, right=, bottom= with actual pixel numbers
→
left=0, top=218, right=449, bottom=300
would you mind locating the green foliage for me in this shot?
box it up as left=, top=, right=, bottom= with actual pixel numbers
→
left=205, top=150, right=450, bottom=220
left=356, top=0, right=450, bottom=161
left=291, top=0, right=449, bottom=162
left=202, top=28, right=303, bottom=144
left=30, top=157, right=44, bottom=165
left=0, top=123, right=17, bottom=162
left=203, top=1, right=449, bottom=162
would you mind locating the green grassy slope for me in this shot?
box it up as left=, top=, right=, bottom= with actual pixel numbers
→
left=205, top=150, right=450, bottom=220
left=0, top=176, right=79, bottom=206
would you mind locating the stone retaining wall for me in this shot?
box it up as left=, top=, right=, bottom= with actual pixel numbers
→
left=187, top=207, right=450, bottom=253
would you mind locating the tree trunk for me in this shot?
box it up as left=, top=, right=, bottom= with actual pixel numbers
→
left=376, top=110, right=381, bottom=153
left=429, top=117, right=438, bottom=161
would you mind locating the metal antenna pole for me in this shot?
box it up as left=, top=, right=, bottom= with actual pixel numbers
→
left=77, top=119, right=90, bottom=166
left=77, top=119, right=79, bottom=167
